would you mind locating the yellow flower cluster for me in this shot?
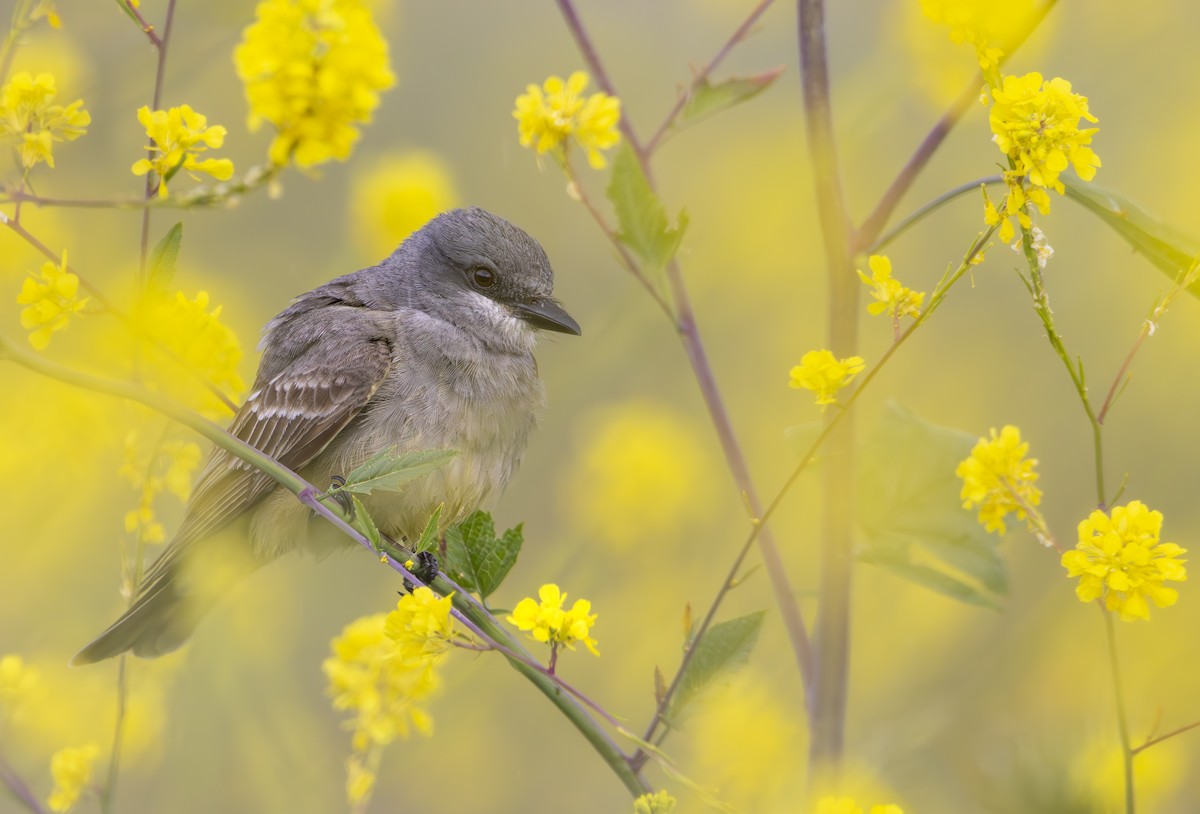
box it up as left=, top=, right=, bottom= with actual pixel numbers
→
left=857, top=254, right=924, bottom=323
left=507, top=583, right=600, bottom=657
left=0, top=71, right=89, bottom=169
left=956, top=425, right=1042, bottom=536
left=1062, top=501, right=1187, bottom=622
left=349, top=151, right=459, bottom=261
left=815, top=798, right=904, bottom=814
left=0, top=653, right=40, bottom=712
left=131, top=105, right=234, bottom=198
left=119, top=433, right=203, bottom=546
left=324, top=588, right=457, bottom=805
left=513, top=71, right=621, bottom=169
left=46, top=744, right=99, bottom=813
left=16, top=251, right=87, bottom=350
left=920, top=0, right=1035, bottom=68
left=131, top=290, right=246, bottom=417
left=234, top=0, right=396, bottom=168
left=788, top=349, right=865, bottom=408
left=633, top=790, right=677, bottom=814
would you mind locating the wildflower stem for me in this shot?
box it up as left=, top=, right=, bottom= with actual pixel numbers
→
left=0, top=0, right=35, bottom=87
left=798, top=0, right=859, bottom=779
left=870, top=175, right=1003, bottom=253
left=0, top=751, right=48, bottom=814
left=137, top=0, right=178, bottom=286
left=117, top=0, right=162, bottom=48
left=1103, top=608, right=1136, bottom=814
left=854, top=0, right=1058, bottom=250
left=1132, top=719, right=1200, bottom=756
left=0, top=335, right=650, bottom=799
left=643, top=0, right=777, bottom=155
left=555, top=0, right=816, bottom=692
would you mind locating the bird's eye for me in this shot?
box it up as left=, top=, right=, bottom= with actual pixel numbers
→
left=472, top=267, right=496, bottom=288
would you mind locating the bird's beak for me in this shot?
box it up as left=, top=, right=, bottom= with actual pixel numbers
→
left=512, top=298, right=582, bottom=336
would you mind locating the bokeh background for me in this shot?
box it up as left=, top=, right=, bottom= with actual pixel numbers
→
left=2, top=1, right=1200, bottom=812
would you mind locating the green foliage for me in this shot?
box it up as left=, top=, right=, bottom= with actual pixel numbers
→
left=412, top=503, right=443, bottom=555
left=666, top=611, right=766, bottom=725
left=606, top=144, right=688, bottom=273
left=1063, top=179, right=1200, bottom=294
left=350, top=495, right=382, bottom=553
left=442, top=510, right=523, bottom=601
left=147, top=222, right=183, bottom=292
left=857, top=402, right=1008, bottom=608
left=337, top=447, right=455, bottom=496
left=679, top=69, right=783, bottom=128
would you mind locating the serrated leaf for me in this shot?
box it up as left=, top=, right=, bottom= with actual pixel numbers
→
left=856, top=402, right=1008, bottom=607
left=679, top=68, right=783, bottom=128
left=147, top=222, right=183, bottom=293
left=606, top=144, right=688, bottom=272
left=666, top=611, right=765, bottom=724
left=442, top=510, right=523, bottom=600
left=350, top=495, right=382, bottom=553
left=339, top=448, right=455, bottom=495
left=1063, top=180, right=1200, bottom=296
left=413, top=504, right=443, bottom=555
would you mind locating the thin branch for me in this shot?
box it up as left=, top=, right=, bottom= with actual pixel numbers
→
left=869, top=174, right=1002, bottom=254
left=137, top=0, right=179, bottom=284
left=1132, top=719, right=1200, bottom=756
left=117, top=0, right=162, bottom=47
left=644, top=0, right=777, bottom=155
left=0, top=753, right=48, bottom=814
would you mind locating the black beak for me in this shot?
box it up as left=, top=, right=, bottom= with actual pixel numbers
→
left=512, top=298, right=582, bottom=336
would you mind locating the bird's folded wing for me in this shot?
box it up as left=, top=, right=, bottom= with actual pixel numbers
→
left=139, top=330, right=393, bottom=587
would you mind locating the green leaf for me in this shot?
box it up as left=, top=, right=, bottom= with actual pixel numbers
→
left=856, top=402, right=1008, bottom=607
left=147, top=222, right=183, bottom=293
left=350, top=495, right=382, bottom=553
left=679, top=69, right=784, bottom=128
left=338, top=448, right=456, bottom=496
left=1063, top=180, right=1200, bottom=295
left=413, top=504, right=444, bottom=555
left=442, top=510, right=523, bottom=601
left=606, top=144, right=688, bottom=272
left=666, top=611, right=765, bottom=724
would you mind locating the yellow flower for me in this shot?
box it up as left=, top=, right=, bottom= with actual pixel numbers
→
left=990, top=72, right=1100, bottom=195
left=955, top=425, right=1041, bottom=536
left=234, top=0, right=396, bottom=169
left=814, top=798, right=904, bottom=814
left=507, top=583, right=600, bottom=657
left=130, top=290, right=246, bottom=417
left=920, top=0, right=1035, bottom=68
left=131, top=105, right=234, bottom=198
left=46, top=744, right=99, bottom=813
left=345, top=755, right=376, bottom=805
left=856, top=254, right=924, bottom=321
left=633, top=790, right=677, bottom=814
left=1063, top=501, right=1187, bottom=621
left=0, top=654, right=40, bottom=712
left=349, top=151, right=459, bottom=261
left=0, top=71, right=89, bottom=169
left=788, top=349, right=865, bottom=408
left=16, top=251, right=87, bottom=350
left=513, top=70, right=621, bottom=169
left=383, top=586, right=455, bottom=663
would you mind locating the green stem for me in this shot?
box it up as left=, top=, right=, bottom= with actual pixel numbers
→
left=1103, top=609, right=1136, bottom=814
left=870, top=175, right=1003, bottom=253
left=0, top=334, right=648, bottom=798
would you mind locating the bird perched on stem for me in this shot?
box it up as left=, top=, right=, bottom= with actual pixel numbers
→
left=74, top=207, right=580, bottom=664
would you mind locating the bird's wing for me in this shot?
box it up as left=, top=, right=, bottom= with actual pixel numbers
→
left=138, top=328, right=393, bottom=588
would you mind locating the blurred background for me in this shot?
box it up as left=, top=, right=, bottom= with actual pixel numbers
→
left=2, top=0, right=1199, bottom=812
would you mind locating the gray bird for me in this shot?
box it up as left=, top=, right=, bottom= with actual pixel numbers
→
left=74, top=207, right=580, bottom=664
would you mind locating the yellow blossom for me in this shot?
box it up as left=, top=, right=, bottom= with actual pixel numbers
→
left=788, top=349, right=865, bottom=408
left=349, top=151, right=459, bottom=261
left=383, top=586, right=455, bottom=662
left=0, top=72, right=89, bottom=169
left=513, top=70, right=621, bottom=169
left=955, top=425, right=1042, bottom=536
left=1063, top=501, right=1187, bottom=621
left=234, top=0, right=396, bottom=168
left=856, top=254, right=924, bottom=321
left=920, top=0, right=1034, bottom=69
left=345, top=755, right=376, bottom=805
left=634, top=790, right=677, bottom=814
left=990, top=72, right=1100, bottom=194
left=130, top=290, right=245, bottom=417
left=46, top=744, right=99, bottom=813
left=16, top=251, right=87, bottom=350
left=507, top=583, right=600, bottom=657
left=131, top=105, right=234, bottom=198
left=0, top=654, right=40, bottom=712
left=815, top=798, right=904, bottom=814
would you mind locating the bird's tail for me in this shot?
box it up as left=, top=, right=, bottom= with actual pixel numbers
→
left=72, top=544, right=260, bottom=666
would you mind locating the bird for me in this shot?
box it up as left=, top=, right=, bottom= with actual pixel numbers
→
left=73, top=207, right=580, bottom=665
